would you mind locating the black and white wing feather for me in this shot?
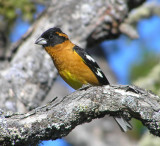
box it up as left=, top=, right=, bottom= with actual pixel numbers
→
left=73, top=46, right=109, bottom=85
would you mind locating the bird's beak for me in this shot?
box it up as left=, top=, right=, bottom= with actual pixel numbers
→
left=35, top=37, right=47, bottom=45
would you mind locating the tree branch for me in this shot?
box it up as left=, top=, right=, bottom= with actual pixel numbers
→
left=0, top=85, right=159, bottom=145
left=120, top=1, right=160, bottom=39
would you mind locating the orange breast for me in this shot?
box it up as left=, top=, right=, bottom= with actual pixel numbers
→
left=44, top=41, right=99, bottom=89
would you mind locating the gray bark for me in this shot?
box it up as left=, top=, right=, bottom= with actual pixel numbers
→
left=0, top=85, right=160, bottom=145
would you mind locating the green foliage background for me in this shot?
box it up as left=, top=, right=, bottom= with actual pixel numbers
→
left=0, top=0, right=35, bottom=22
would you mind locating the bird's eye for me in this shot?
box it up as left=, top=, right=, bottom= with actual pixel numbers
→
left=49, top=34, right=53, bottom=39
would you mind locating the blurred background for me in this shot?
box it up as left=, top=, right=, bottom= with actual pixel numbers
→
left=0, top=0, right=160, bottom=146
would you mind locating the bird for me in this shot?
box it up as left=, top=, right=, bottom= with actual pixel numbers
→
left=35, top=27, right=132, bottom=132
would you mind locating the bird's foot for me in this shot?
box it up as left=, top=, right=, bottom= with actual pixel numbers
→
left=79, top=84, right=92, bottom=90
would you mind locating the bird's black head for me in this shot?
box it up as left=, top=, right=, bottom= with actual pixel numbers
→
left=35, top=27, right=68, bottom=47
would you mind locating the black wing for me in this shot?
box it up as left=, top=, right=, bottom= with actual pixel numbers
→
left=73, top=45, right=109, bottom=85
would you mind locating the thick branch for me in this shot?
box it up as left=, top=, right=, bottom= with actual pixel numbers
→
left=0, top=85, right=160, bottom=145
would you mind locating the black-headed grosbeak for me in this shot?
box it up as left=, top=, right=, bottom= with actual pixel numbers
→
left=35, top=27, right=132, bottom=132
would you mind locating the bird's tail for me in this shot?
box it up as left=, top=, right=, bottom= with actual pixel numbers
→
left=114, top=117, right=132, bottom=132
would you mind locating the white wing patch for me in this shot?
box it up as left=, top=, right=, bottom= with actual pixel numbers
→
left=86, top=55, right=95, bottom=63
left=85, top=54, right=104, bottom=79
left=96, top=68, right=103, bottom=78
